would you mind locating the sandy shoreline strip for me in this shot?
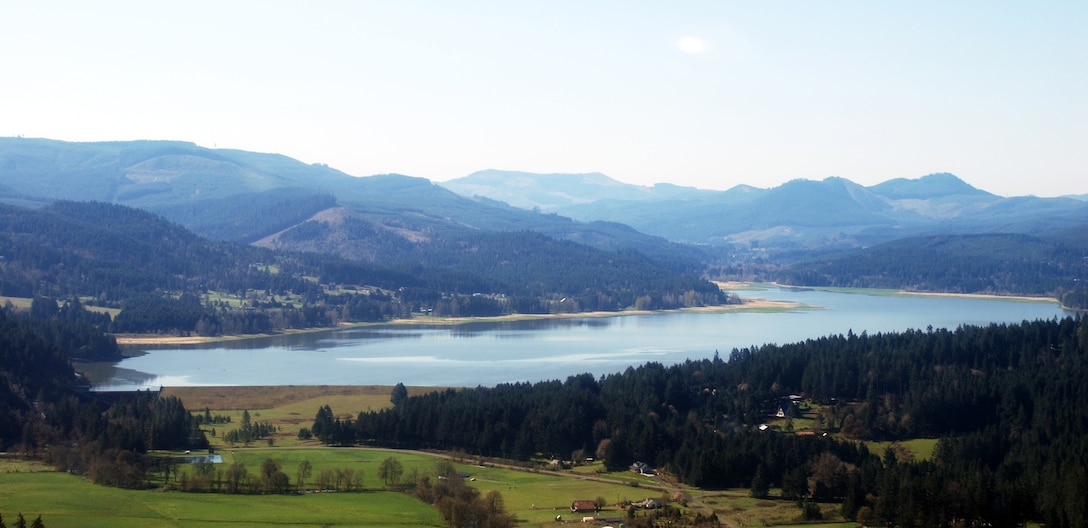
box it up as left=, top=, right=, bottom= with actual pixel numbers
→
left=113, top=295, right=805, bottom=346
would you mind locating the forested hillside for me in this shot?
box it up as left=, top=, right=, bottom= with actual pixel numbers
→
left=327, top=317, right=1088, bottom=527
left=0, top=310, right=80, bottom=441
left=0, top=308, right=207, bottom=485
left=0, top=201, right=728, bottom=335
left=775, top=231, right=1088, bottom=309
left=0, top=138, right=709, bottom=269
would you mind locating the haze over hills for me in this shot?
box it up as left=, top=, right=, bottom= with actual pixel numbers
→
left=7, top=137, right=1083, bottom=258
left=443, top=170, right=1088, bottom=248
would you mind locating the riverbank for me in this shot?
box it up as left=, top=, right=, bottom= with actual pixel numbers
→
left=114, top=294, right=807, bottom=346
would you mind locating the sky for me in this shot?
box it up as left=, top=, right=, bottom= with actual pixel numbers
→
left=2, top=1, right=1085, bottom=197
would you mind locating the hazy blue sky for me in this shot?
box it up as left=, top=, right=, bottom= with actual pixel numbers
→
left=2, top=1, right=1085, bottom=196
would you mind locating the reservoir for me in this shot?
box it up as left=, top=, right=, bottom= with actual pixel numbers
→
left=82, top=286, right=1075, bottom=390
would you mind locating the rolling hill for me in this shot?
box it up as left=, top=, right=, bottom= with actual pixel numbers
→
left=0, top=200, right=727, bottom=324
left=5, top=137, right=1084, bottom=304
left=442, top=170, right=1088, bottom=248
left=0, top=137, right=706, bottom=271
left=776, top=230, right=1088, bottom=298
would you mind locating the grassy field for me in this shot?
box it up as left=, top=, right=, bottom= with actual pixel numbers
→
left=0, top=295, right=122, bottom=317
left=161, top=385, right=440, bottom=447
left=0, top=458, right=443, bottom=528
left=1, top=386, right=868, bottom=527
left=0, top=296, right=34, bottom=310
left=224, top=449, right=655, bottom=525
left=163, top=385, right=861, bottom=526
left=2, top=451, right=852, bottom=528
left=159, top=386, right=655, bottom=524
left=865, top=438, right=939, bottom=462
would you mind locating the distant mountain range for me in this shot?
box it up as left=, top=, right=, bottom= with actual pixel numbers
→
left=2, top=137, right=1085, bottom=305
left=0, top=137, right=703, bottom=269
left=443, top=170, right=1088, bottom=249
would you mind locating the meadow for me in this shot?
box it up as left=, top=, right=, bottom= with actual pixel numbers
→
left=2, top=451, right=842, bottom=528
left=1, top=385, right=938, bottom=527
left=0, top=458, right=443, bottom=528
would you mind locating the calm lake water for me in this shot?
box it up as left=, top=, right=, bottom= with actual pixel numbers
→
left=82, top=287, right=1074, bottom=390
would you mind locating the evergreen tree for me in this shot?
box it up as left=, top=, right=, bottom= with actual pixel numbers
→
left=750, top=464, right=771, bottom=499
left=311, top=405, right=334, bottom=443
left=390, top=383, right=408, bottom=406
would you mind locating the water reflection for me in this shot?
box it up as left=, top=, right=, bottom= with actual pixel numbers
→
left=78, top=361, right=158, bottom=388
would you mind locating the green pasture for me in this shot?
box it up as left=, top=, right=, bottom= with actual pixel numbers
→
left=460, top=464, right=655, bottom=524
left=3, top=445, right=856, bottom=528
left=0, top=295, right=121, bottom=317
left=198, top=397, right=397, bottom=448
left=203, top=448, right=642, bottom=521
left=2, top=449, right=666, bottom=528
left=865, top=438, right=939, bottom=462
left=4, top=387, right=918, bottom=527
left=216, top=447, right=439, bottom=486
left=0, top=467, right=443, bottom=528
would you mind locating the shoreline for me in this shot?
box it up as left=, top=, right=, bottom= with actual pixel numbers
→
left=110, top=283, right=1070, bottom=347
left=113, top=294, right=808, bottom=346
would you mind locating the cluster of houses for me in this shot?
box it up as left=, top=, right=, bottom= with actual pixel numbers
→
left=566, top=497, right=657, bottom=525
left=560, top=461, right=663, bottom=524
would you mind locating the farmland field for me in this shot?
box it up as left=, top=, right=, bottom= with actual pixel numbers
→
left=0, top=386, right=867, bottom=527
left=0, top=459, right=443, bottom=528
